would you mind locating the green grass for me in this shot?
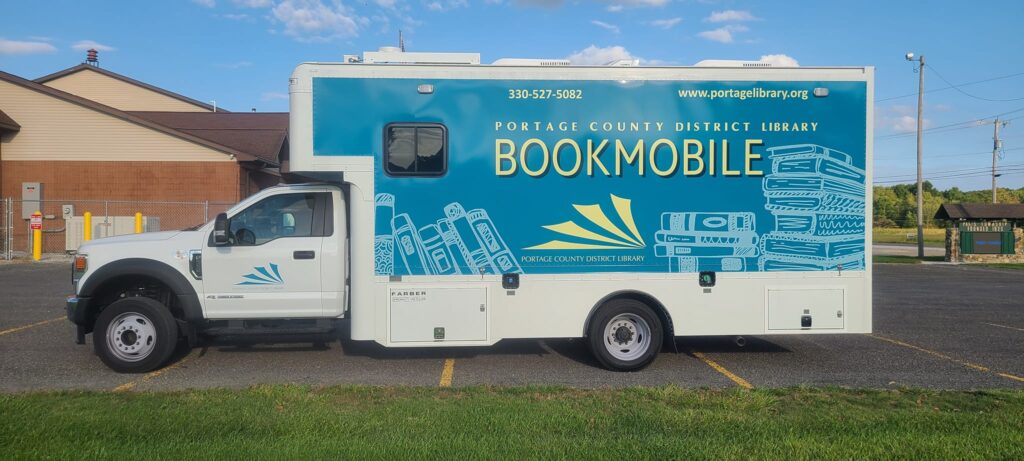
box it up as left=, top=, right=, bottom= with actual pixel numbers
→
left=873, top=255, right=945, bottom=264
left=873, top=227, right=946, bottom=247
left=2, top=386, right=1023, bottom=459
left=976, top=263, right=1024, bottom=271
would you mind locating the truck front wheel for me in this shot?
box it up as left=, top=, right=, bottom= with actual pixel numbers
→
left=94, top=297, right=179, bottom=373
left=588, top=299, right=662, bottom=371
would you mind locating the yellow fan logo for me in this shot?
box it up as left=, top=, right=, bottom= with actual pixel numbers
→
left=526, top=194, right=646, bottom=250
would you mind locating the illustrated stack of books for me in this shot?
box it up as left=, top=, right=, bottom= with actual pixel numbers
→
left=758, top=144, right=866, bottom=271
left=374, top=193, right=523, bottom=276
left=654, top=211, right=760, bottom=272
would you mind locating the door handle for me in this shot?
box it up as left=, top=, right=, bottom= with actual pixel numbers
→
left=293, top=250, right=315, bottom=260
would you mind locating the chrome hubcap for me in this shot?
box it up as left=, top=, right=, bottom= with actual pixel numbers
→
left=603, top=313, right=651, bottom=362
left=106, top=312, right=157, bottom=362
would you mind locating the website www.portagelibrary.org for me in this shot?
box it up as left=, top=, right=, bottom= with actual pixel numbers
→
left=679, top=88, right=810, bottom=101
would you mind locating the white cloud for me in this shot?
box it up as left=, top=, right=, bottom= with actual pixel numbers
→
left=705, top=9, right=759, bottom=22
left=271, top=0, right=362, bottom=41
left=888, top=104, right=913, bottom=115
left=426, top=0, right=468, bottom=11
left=374, top=0, right=397, bottom=7
left=649, top=17, right=681, bottom=29
left=192, top=0, right=216, bottom=7
left=234, top=0, right=273, bottom=6
left=603, top=0, right=667, bottom=9
left=261, top=92, right=289, bottom=101
left=591, top=20, right=620, bottom=34
left=877, top=105, right=932, bottom=133
left=697, top=24, right=747, bottom=43
left=71, top=40, right=115, bottom=52
left=759, top=54, right=798, bottom=67
left=891, top=115, right=922, bottom=133
left=223, top=13, right=251, bottom=20
left=0, top=39, right=57, bottom=55
left=566, top=45, right=636, bottom=65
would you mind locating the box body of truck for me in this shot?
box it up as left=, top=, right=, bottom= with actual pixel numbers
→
left=287, top=60, right=873, bottom=349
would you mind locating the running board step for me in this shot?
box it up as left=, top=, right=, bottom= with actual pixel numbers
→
left=199, top=319, right=337, bottom=337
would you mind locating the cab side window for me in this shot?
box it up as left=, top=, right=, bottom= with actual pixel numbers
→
left=384, top=123, right=447, bottom=177
left=229, top=193, right=318, bottom=245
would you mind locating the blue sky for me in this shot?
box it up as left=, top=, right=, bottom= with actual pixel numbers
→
left=2, top=0, right=1023, bottom=190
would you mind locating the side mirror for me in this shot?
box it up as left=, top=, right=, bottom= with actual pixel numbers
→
left=281, top=212, right=296, bottom=236
left=213, top=213, right=230, bottom=245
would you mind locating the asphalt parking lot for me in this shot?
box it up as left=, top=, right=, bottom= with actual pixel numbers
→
left=1, top=261, right=1021, bottom=392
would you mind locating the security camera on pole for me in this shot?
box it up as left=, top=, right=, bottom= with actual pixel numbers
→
left=905, top=52, right=925, bottom=258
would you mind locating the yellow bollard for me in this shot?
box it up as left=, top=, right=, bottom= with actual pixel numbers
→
left=83, top=212, right=92, bottom=241
left=31, top=211, right=42, bottom=261
left=134, top=212, right=143, bottom=234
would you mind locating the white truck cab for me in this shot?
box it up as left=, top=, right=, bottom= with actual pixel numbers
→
left=68, top=184, right=347, bottom=372
left=68, top=50, right=872, bottom=373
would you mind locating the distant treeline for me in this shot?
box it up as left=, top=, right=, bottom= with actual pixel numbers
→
left=873, top=183, right=1024, bottom=228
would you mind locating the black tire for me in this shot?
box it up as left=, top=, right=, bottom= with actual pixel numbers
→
left=93, top=297, right=179, bottom=373
left=587, top=299, right=663, bottom=371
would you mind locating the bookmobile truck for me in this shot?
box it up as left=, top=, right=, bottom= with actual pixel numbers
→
left=66, top=49, right=873, bottom=373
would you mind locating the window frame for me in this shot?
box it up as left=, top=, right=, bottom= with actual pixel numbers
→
left=382, top=122, right=448, bottom=178
left=207, top=192, right=331, bottom=247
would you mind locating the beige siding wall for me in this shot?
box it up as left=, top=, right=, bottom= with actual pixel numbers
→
left=41, top=69, right=210, bottom=112
left=0, top=80, right=233, bottom=162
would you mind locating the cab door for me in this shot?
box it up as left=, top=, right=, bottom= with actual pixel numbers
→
left=202, top=192, right=330, bottom=318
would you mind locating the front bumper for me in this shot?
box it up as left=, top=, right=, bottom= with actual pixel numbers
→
left=65, top=296, right=92, bottom=325
left=66, top=296, right=93, bottom=344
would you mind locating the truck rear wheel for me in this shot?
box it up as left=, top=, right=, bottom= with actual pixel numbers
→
left=588, top=299, right=662, bottom=371
left=94, top=297, right=179, bottom=373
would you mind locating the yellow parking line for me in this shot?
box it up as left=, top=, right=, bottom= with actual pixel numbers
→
left=439, top=358, right=455, bottom=387
left=113, top=352, right=196, bottom=392
left=982, top=322, right=1024, bottom=333
left=0, top=317, right=63, bottom=336
left=869, top=334, right=1024, bottom=383
left=689, top=348, right=753, bottom=389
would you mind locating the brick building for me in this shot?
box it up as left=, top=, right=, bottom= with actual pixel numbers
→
left=0, top=57, right=285, bottom=255
left=0, top=61, right=283, bottom=203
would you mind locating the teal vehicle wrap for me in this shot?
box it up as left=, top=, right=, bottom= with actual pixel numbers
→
left=311, top=78, right=868, bottom=276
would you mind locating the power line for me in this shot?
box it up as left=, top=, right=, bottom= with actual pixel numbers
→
left=876, top=70, right=1024, bottom=102
left=926, top=64, right=1024, bottom=102
left=925, top=146, right=1024, bottom=158
left=874, top=166, right=1024, bottom=184
left=875, top=106, right=1024, bottom=140
left=875, top=162, right=1024, bottom=180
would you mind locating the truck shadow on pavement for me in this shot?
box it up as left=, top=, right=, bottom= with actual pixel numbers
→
left=183, top=334, right=790, bottom=369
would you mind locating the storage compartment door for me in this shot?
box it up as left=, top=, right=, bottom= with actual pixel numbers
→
left=389, top=287, right=487, bottom=342
left=768, top=289, right=845, bottom=330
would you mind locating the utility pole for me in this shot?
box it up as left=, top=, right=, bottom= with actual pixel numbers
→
left=992, top=118, right=1008, bottom=203
left=906, top=52, right=925, bottom=258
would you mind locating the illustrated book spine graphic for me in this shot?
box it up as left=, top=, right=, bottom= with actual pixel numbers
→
left=759, top=144, right=866, bottom=271
left=654, top=211, right=760, bottom=273
left=374, top=193, right=395, bottom=275
left=374, top=193, right=523, bottom=276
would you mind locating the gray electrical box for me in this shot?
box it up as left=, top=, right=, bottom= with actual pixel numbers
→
left=21, top=182, right=42, bottom=220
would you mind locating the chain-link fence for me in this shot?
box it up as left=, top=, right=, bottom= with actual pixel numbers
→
left=0, top=198, right=234, bottom=259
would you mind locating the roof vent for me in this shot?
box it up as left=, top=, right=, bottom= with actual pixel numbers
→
left=492, top=58, right=571, bottom=67
left=86, top=49, right=99, bottom=67
left=362, top=49, right=480, bottom=65
left=694, top=59, right=795, bottom=68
